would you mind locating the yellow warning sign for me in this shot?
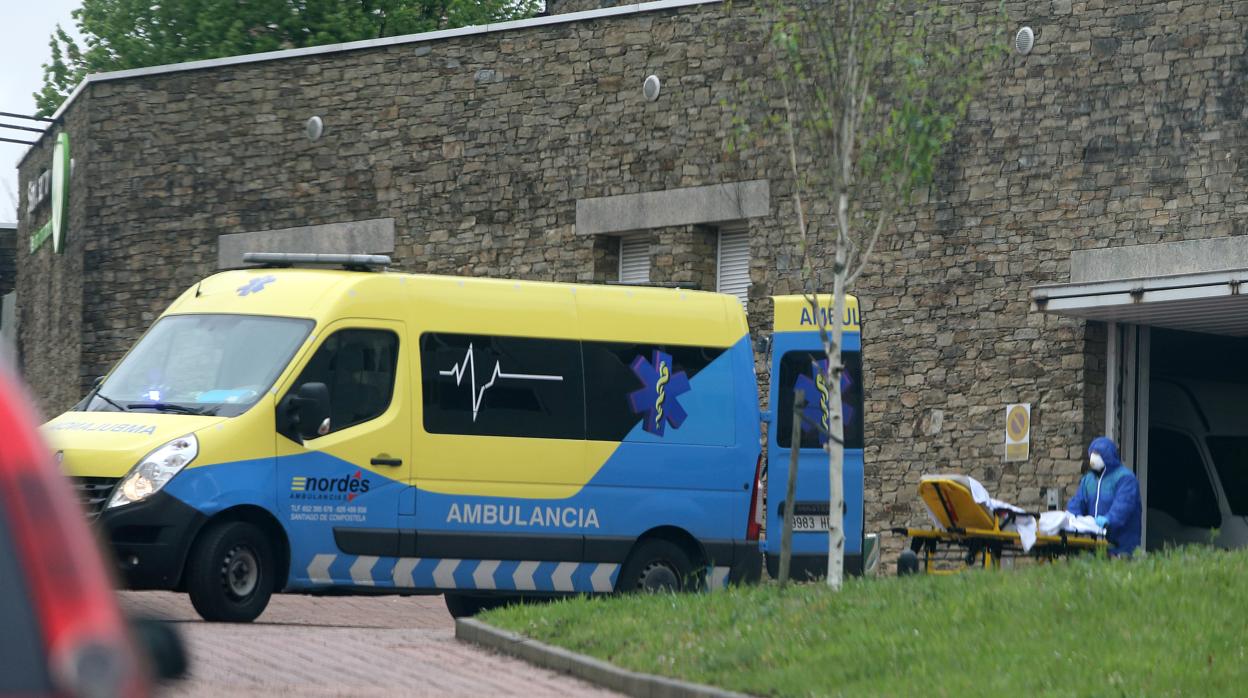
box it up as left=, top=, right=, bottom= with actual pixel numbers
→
left=1005, top=403, right=1030, bottom=462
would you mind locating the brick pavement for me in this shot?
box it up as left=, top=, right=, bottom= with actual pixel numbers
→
left=119, top=591, right=618, bottom=697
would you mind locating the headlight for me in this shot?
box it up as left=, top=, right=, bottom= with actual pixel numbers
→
left=108, top=434, right=198, bottom=509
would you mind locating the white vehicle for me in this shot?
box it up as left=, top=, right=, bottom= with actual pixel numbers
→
left=1147, top=378, right=1248, bottom=550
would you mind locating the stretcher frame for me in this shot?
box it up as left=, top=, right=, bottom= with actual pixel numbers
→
left=891, top=476, right=1107, bottom=574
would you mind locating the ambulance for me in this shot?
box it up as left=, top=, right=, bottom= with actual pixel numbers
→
left=46, top=254, right=765, bottom=621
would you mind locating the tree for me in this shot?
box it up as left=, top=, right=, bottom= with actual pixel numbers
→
left=729, top=0, right=1005, bottom=589
left=36, top=0, right=542, bottom=116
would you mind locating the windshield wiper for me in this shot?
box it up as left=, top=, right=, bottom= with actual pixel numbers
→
left=126, top=402, right=213, bottom=416
left=94, top=392, right=129, bottom=412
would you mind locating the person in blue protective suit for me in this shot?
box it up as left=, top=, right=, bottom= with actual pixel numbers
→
left=1066, top=436, right=1142, bottom=555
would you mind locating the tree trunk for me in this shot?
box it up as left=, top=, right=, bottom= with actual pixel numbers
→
left=826, top=258, right=848, bottom=590
left=778, top=391, right=805, bottom=586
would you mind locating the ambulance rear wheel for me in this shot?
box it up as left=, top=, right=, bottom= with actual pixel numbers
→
left=618, top=539, right=694, bottom=593
left=186, top=521, right=274, bottom=623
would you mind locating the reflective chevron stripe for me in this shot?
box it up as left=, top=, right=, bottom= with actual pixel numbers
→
left=349, top=556, right=379, bottom=586
left=473, top=560, right=500, bottom=590
left=512, top=560, right=539, bottom=591
left=307, top=554, right=335, bottom=585
left=551, top=561, right=578, bottom=592
left=300, top=554, right=622, bottom=593
left=392, top=557, right=419, bottom=587
left=590, top=562, right=616, bottom=592
left=433, top=559, right=460, bottom=589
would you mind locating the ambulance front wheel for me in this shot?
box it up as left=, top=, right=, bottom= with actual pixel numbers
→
left=444, top=593, right=510, bottom=618
left=186, top=520, right=275, bottom=623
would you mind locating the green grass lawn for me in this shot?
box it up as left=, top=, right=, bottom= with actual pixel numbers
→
left=483, top=546, right=1248, bottom=696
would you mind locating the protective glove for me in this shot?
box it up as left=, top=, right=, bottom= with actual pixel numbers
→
left=1094, top=515, right=1109, bottom=529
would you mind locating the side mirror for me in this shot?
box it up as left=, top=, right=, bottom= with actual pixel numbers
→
left=279, top=382, right=331, bottom=442
left=92, top=376, right=105, bottom=390
left=129, top=616, right=188, bottom=681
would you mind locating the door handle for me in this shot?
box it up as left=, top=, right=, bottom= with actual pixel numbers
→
left=370, top=455, right=403, bottom=467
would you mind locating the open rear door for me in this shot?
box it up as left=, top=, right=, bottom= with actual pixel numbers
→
left=764, top=295, right=865, bottom=579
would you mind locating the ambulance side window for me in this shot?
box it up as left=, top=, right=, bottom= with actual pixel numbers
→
left=293, top=329, right=399, bottom=435
left=775, top=351, right=864, bottom=450
left=420, top=332, right=584, bottom=440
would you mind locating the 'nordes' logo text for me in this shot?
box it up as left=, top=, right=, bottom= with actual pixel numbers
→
left=291, top=471, right=371, bottom=501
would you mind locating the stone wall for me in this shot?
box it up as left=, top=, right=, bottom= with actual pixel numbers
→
left=17, top=0, right=1248, bottom=554
left=849, top=0, right=1248, bottom=535
left=15, top=90, right=93, bottom=414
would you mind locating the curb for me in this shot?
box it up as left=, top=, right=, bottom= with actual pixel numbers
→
left=455, top=617, right=752, bottom=698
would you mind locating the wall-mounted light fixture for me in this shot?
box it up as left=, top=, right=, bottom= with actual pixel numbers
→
left=1015, top=27, right=1035, bottom=56
left=643, top=75, right=661, bottom=102
left=306, top=116, right=324, bottom=141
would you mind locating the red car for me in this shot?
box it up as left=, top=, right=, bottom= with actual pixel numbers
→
left=0, top=365, right=183, bottom=696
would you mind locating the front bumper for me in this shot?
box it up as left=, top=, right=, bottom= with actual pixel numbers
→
left=97, top=491, right=207, bottom=590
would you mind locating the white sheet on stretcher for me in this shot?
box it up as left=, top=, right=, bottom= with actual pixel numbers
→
left=1038, top=511, right=1105, bottom=537
left=920, top=474, right=1104, bottom=553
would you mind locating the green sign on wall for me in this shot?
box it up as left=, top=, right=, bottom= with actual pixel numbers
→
left=30, top=133, right=71, bottom=254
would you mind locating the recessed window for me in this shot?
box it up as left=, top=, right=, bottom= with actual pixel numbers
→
left=618, top=233, right=650, bottom=284
left=716, top=225, right=750, bottom=305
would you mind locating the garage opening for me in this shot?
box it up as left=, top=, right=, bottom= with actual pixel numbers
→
left=1032, top=265, right=1248, bottom=552
left=1147, top=328, right=1248, bottom=551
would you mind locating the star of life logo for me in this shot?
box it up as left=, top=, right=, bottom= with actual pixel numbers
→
left=237, top=275, right=276, bottom=296
left=628, top=350, right=691, bottom=436
left=795, top=358, right=853, bottom=446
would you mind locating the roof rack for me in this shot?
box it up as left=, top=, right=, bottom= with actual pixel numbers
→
left=242, top=252, right=391, bottom=271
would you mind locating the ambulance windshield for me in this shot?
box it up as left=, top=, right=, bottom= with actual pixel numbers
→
left=83, top=314, right=313, bottom=417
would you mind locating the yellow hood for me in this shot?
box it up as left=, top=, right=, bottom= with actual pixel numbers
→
left=42, top=411, right=226, bottom=478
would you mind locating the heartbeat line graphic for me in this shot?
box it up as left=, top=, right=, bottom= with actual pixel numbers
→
left=439, top=343, right=564, bottom=420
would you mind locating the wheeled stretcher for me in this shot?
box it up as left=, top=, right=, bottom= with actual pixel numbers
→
left=891, top=475, right=1107, bottom=574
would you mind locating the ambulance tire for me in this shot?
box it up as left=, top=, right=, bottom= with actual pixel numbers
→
left=444, top=593, right=510, bottom=619
left=618, top=539, right=695, bottom=593
left=186, top=521, right=275, bottom=623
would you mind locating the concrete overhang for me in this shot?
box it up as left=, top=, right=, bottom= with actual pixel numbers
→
left=575, top=180, right=769, bottom=236
left=1033, top=237, right=1248, bottom=336
left=1031, top=269, right=1248, bottom=337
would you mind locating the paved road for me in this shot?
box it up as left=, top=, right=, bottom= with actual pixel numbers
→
left=119, top=591, right=617, bottom=697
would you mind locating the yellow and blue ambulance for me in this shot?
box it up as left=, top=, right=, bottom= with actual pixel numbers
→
left=45, top=254, right=765, bottom=621
left=763, top=295, right=865, bottom=579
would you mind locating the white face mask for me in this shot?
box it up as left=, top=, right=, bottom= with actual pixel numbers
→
left=1089, top=452, right=1105, bottom=472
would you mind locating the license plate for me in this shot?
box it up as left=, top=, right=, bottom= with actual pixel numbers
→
left=792, top=514, right=830, bottom=532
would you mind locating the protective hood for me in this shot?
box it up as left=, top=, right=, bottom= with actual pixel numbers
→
left=42, top=411, right=226, bottom=478
left=1088, top=436, right=1123, bottom=474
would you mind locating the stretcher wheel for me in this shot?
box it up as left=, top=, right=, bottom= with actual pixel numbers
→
left=897, top=549, right=920, bottom=576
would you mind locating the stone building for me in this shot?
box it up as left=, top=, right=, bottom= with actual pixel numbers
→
left=16, top=0, right=1248, bottom=556
left=0, top=221, right=14, bottom=297
left=0, top=221, right=15, bottom=353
